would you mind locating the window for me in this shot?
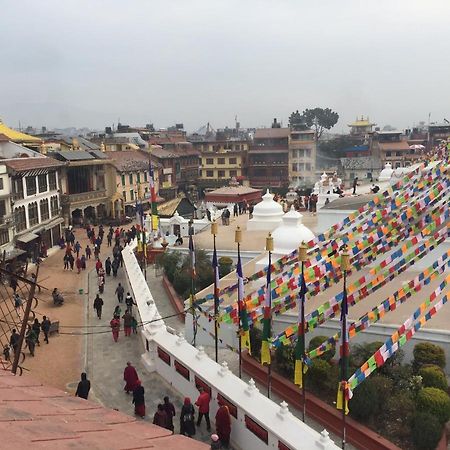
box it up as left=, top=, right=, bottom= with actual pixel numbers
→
left=218, top=170, right=225, bottom=177
left=145, top=187, right=148, bottom=194
left=122, top=191, right=127, bottom=202
left=0, top=200, right=6, bottom=218
left=0, top=229, right=8, bottom=246
left=0, top=178, right=3, bottom=190
left=26, top=176, right=36, bottom=196
left=229, top=157, right=237, bottom=164
left=230, top=170, right=237, bottom=177
left=48, top=172, right=57, bottom=190
left=15, top=207, right=26, bottom=232
left=144, top=172, right=148, bottom=182
left=50, top=196, right=59, bottom=217
left=137, top=173, right=141, bottom=183
left=206, top=158, right=214, bottom=165
left=130, top=190, right=134, bottom=201
left=129, top=173, right=133, bottom=185
left=292, top=163, right=297, bottom=172
left=386, top=151, right=391, bottom=157
left=396, top=152, right=401, bottom=157
left=28, top=202, right=39, bottom=226
left=218, top=158, right=225, bottom=165
left=12, top=178, right=23, bottom=200
left=40, top=199, right=49, bottom=221
left=38, top=174, right=48, bottom=193
left=206, top=170, right=214, bottom=177
left=121, top=174, right=126, bottom=186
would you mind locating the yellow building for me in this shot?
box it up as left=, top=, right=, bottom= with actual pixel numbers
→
left=105, top=151, right=160, bottom=218
left=288, top=129, right=317, bottom=187
left=195, top=140, right=249, bottom=188
left=348, top=116, right=376, bottom=136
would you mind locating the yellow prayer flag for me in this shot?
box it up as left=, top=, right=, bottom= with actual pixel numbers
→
left=260, top=341, right=271, bottom=365
left=336, top=383, right=349, bottom=415
left=294, top=360, right=308, bottom=387
left=241, top=330, right=251, bottom=355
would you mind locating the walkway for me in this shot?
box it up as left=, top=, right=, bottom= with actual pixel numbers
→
left=85, top=251, right=212, bottom=446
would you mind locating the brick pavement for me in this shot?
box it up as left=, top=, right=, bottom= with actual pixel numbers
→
left=85, top=251, right=212, bottom=446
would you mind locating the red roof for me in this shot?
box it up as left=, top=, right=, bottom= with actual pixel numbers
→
left=254, top=128, right=290, bottom=139
left=3, top=156, right=65, bottom=171
left=0, top=369, right=207, bottom=449
left=378, top=141, right=410, bottom=151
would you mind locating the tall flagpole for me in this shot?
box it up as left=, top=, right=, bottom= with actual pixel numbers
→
left=235, top=226, right=243, bottom=378
left=298, top=242, right=308, bottom=422
left=189, top=229, right=197, bottom=347
left=265, top=233, right=274, bottom=398
left=211, top=221, right=219, bottom=363
left=340, top=246, right=350, bottom=450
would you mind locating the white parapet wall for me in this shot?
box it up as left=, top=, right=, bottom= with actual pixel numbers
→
left=121, top=241, right=339, bottom=450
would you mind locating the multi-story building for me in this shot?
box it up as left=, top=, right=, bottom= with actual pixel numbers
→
left=105, top=150, right=161, bottom=218
left=347, top=116, right=376, bottom=137
left=370, top=131, right=412, bottom=168
left=195, top=139, right=249, bottom=189
left=288, top=127, right=317, bottom=188
left=248, top=121, right=289, bottom=189
left=428, top=123, right=450, bottom=150
left=0, top=164, right=13, bottom=250
left=5, top=156, right=64, bottom=255
left=49, top=150, right=113, bottom=225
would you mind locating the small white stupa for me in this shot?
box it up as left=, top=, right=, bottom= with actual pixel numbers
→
left=254, top=206, right=315, bottom=273
left=247, top=189, right=283, bottom=231
left=378, top=162, right=393, bottom=182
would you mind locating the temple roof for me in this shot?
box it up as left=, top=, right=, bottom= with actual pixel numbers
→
left=0, top=121, right=42, bottom=143
left=347, top=117, right=375, bottom=127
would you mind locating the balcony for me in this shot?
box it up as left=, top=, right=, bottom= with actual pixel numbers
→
left=0, top=215, right=13, bottom=227
left=60, top=190, right=108, bottom=205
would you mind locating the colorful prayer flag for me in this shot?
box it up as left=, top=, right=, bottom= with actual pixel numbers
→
left=261, top=254, right=272, bottom=365
left=294, top=273, right=308, bottom=387
left=237, top=253, right=251, bottom=354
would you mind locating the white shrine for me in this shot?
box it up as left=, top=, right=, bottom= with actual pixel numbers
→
left=378, top=162, right=394, bottom=182
left=313, top=172, right=342, bottom=209
left=247, top=189, right=284, bottom=231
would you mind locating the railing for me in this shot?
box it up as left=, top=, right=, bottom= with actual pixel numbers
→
left=61, top=190, right=107, bottom=204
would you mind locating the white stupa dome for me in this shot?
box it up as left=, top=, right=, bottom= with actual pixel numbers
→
left=379, top=162, right=393, bottom=181
left=272, top=206, right=315, bottom=254
left=247, top=189, right=284, bottom=231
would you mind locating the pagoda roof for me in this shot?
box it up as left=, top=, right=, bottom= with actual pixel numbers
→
left=347, top=117, right=376, bottom=127
left=0, top=121, right=42, bottom=143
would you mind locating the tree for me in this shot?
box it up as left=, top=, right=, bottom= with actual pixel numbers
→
left=411, top=412, right=443, bottom=450
left=301, top=108, right=339, bottom=140
left=413, top=342, right=446, bottom=371
left=288, top=110, right=305, bottom=131
left=416, top=387, right=450, bottom=424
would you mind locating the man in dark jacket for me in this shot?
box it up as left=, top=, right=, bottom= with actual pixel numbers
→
left=41, top=316, right=51, bottom=344
left=75, top=373, right=91, bottom=399
left=93, top=294, right=104, bottom=319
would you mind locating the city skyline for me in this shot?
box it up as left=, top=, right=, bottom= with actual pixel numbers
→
left=1, top=0, right=449, bottom=132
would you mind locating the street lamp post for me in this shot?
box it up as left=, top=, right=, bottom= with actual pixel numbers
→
left=211, top=220, right=219, bottom=363
left=298, top=241, right=308, bottom=422
left=235, top=225, right=243, bottom=378
left=340, top=246, right=350, bottom=450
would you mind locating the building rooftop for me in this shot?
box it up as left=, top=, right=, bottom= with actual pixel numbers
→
left=206, top=185, right=260, bottom=196
left=105, top=150, right=151, bottom=171
left=254, top=128, right=290, bottom=139
left=0, top=121, right=42, bottom=143
left=0, top=369, right=207, bottom=449
left=347, top=117, right=375, bottom=127
left=378, top=141, right=410, bottom=151
left=3, top=156, right=65, bottom=172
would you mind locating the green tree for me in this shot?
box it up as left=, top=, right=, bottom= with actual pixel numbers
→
left=218, top=256, right=233, bottom=277
left=419, top=365, right=448, bottom=392
left=301, top=108, right=339, bottom=140
left=413, top=342, right=446, bottom=371
left=288, top=110, right=306, bottom=131
left=349, top=377, right=379, bottom=421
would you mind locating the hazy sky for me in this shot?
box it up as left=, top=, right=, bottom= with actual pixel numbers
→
left=1, top=0, right=449, bottom=133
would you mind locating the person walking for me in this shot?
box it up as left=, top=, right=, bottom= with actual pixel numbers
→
left=9, top=329, right=20, bottom=355
left=93, top=294, right=104, bottom=319
left=153, top=404, right=169, bottom=429
left=63, top=254, right=70, bottom=270
left=163, top=396, right=176, bottom=432
left=75, top=372, right=91, bottom=400
left=122, top=311, right=133, bottom=337
left=195, top=387, right=211, bottom=431
left=124, top=361, right=139, bottom=394
left=68, top=254, right=74, bottom=271
left=110, top=316, right=120, bottom=342
left=74, top=241, right=81, bottom=257
left=25, top=325, right=37, bottom=357
left=81, top=254, right=86, bottom=270
left=98, top=273, right=105, bottom=294
left=107, top=231, right=113, bottom=247
left=105, top=257, right=112, bottom=276
left=215, top=399, right=231, bottom=448
left=125, top=294, right=136, bottom=314
left=76, top=256, right=82, bottom=274
left=115, top=283, right=124, bottom=303
left=85, top=245, right=92, bottom=259
left=32, top=318, right=41, bottom=346
left=180, top=397, right=196, bottom=437
left=131, top=316, right=138, bottom=334
left=132, top=380, right=145, bottom=418
left=41, top=316, right=51, bottom=344
left=112, top=257, right=119, bottom=277
left=95, top=258, right=102, bottom=274
left=352, top=177, right=358, bottom=195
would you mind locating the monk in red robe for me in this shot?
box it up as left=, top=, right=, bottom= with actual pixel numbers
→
left=124, top=362, right=139, bottom=394
left=215, top=399, right=231, bottom=447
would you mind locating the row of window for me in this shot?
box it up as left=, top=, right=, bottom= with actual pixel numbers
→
left=122, top=188, right=149, bottom=203
left=290, top=148, right=312, bottom=159
left=24, top=172, right=58, bottom=197
left=291, top=163, right=312, bottom=172
left=201, top=169, right=238, bottom=178
left=15, top=196, right=59, bottom=232
left=121, top=171, right=148, bottom=187
left=203, top=157, right=239, bottom=165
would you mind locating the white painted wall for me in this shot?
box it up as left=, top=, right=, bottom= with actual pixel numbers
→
left=121, top=241, right=339, bottom=450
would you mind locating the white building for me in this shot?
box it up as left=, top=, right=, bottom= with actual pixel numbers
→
left=4, top=156, right=65, bottom=255
left=0, top=164, right=14, bottom=250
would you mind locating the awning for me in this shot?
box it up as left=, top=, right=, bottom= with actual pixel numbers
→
left=16, top=232, right=39, bottom=243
